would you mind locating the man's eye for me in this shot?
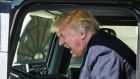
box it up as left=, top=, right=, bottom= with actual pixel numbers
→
left=61, top=34, right=64, bottom=38
left=60, top=34, right=65, bottom=38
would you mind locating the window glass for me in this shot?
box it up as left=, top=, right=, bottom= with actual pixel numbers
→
left=13, top=10, right=55, bottom=65
left=69, top=57, right=82, bottom=68
left=101, top=26, right=138, bottom=54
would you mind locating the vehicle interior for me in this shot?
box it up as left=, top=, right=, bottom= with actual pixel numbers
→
left=9, top=2, right=139, bottom=79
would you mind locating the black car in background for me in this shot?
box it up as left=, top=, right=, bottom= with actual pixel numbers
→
left=0, top=0, right=140, bottom=79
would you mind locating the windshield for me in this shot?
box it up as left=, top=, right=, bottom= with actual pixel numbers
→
left=12, top=10, right=57, bottom=66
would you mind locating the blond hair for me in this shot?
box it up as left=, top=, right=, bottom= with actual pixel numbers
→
left=52, top=11, right=99, bottom=34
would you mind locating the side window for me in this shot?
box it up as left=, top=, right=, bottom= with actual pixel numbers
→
left=13, top=11, right=54, bottom=65
left=101, top=26, right=138, bottom=54
left=69, top=57, right=82, bottom=68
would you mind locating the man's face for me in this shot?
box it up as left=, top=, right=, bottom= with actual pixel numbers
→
left=57, top=26, right=85, bottom=57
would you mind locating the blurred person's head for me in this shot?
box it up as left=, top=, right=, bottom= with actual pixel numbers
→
left=52, top=11, right=99, bottom=57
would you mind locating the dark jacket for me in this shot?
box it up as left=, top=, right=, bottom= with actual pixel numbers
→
left=79, top=29, right=136, bottom=79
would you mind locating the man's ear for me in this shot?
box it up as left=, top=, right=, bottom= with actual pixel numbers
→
left=79, top=28, right=87, bottom=40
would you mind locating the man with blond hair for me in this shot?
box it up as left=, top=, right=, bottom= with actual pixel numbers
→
left=53, top=11, right=136, bottom=79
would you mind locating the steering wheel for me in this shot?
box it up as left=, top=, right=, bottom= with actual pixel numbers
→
left=10, top=67, right=68, bottom=79
left=10, top=67, right=36, bottom=79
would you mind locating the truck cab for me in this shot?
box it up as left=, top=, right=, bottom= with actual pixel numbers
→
left=0, top=0, right=140, bottom=79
